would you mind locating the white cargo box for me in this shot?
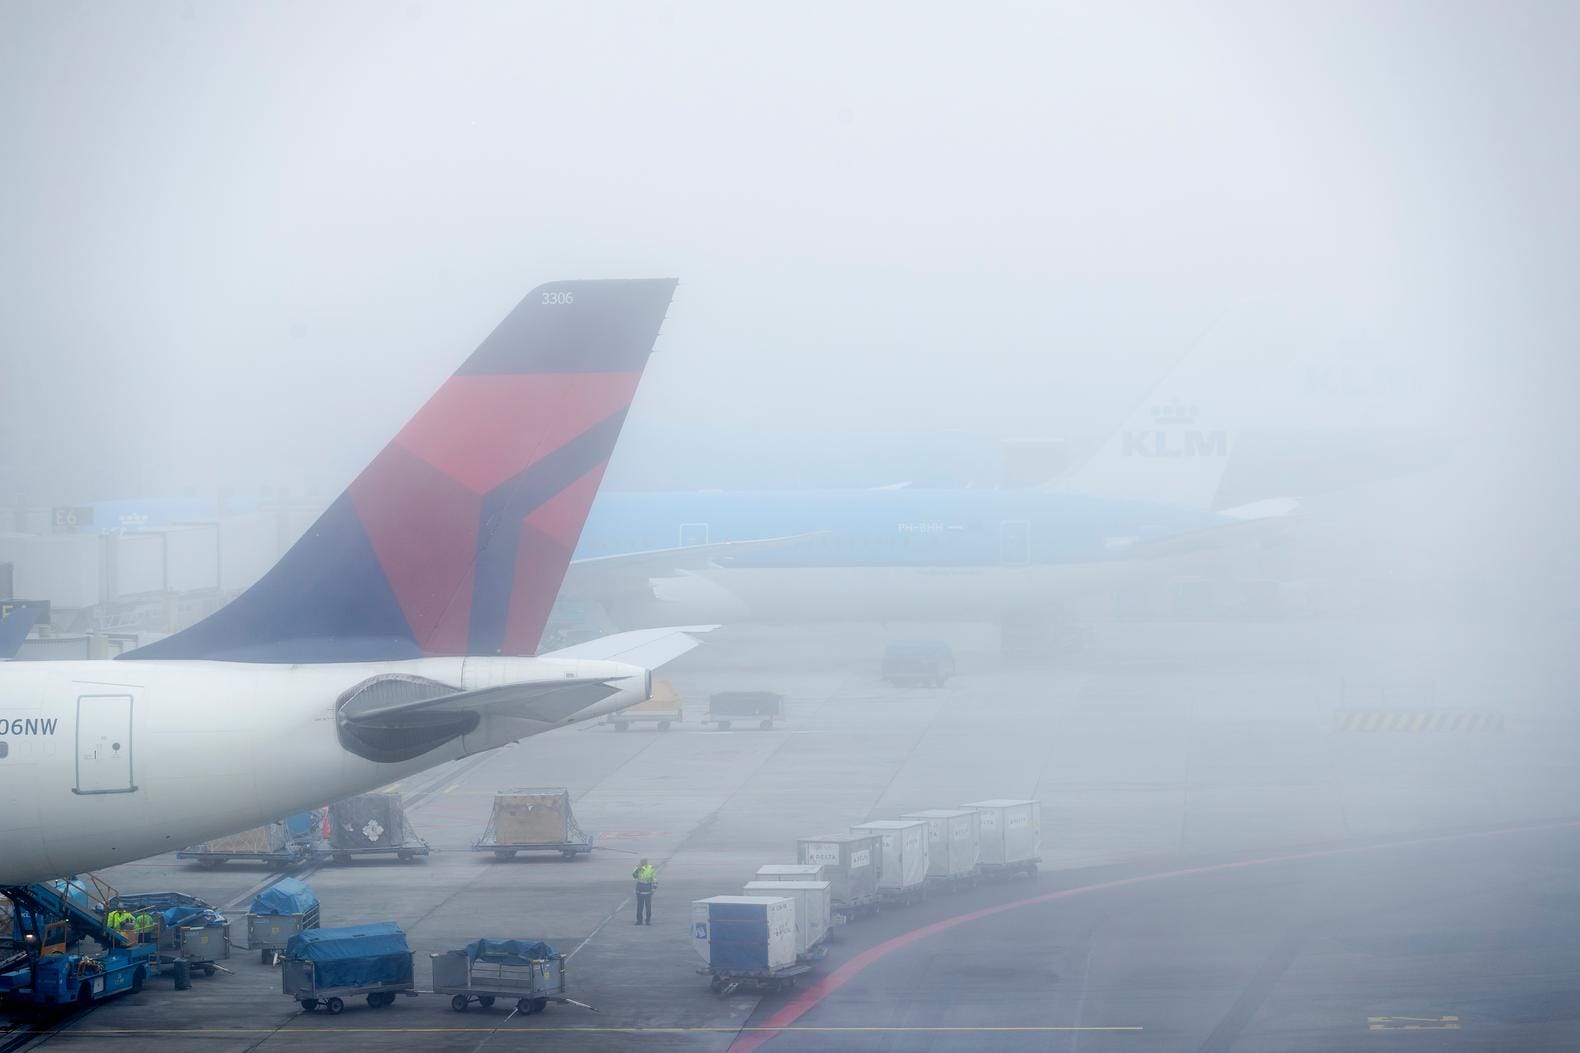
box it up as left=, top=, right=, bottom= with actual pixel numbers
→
left=691, top=896, right=798, bottom=972
left=963, top=799, right=1041, bottom=865
left=755, top=863, right=829, bottom=883
left=797, top=834, right=882, bottom=905
left=902, top=809, right=981, bottom=878
left=851, top=820, right=929, bottom=890
left=743, top=880, right=831, bottom=955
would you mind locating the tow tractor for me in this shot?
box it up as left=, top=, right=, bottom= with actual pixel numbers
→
left=0, top=875, right=158, bottom=1010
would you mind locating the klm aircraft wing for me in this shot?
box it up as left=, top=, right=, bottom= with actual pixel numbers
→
left=1108, top=499, right=1302, bottom=560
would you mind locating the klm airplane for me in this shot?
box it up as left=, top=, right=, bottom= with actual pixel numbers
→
left=558, top=397, right=1297, bottom=633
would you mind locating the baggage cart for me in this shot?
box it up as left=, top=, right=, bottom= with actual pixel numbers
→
left=472, top=789, right=594, bottom=860
left=604, top=679, right=683, bottom=731
left=430, top=939, right=575, bottom=1014
left=705, top=691, right=784, bottom=730
left=282, top=923, right=415, bottom=1014
left=109, top=892, right=230, bottom=976
left=693, top=896, right=809, bottom=994
left=964, top=799, right=1042, bottom=878
left=246, top=878, right=320, bottom=963
left=797, top=834, right=882, bottom=920
left=321, top=794, right=430, bottom=864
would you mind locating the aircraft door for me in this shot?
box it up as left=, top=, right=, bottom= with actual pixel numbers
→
left=679, top=522, right=709, bottom=547
left=999, top=520, right=1031, bottom=565
left=75, top=694, right=136, bottom=795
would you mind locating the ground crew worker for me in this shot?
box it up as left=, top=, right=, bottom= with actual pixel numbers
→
left=632, top=859, right=657, bottom=925
left=105, top=908, right=129, bottom=931
left=132, top=911, right=156, bottom=940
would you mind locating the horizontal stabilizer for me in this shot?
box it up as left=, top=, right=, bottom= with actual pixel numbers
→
left=335, top=670, right=639, bottom=763
left=542, top=625, right=716, bottom=669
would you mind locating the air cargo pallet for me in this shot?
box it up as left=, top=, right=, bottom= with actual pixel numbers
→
left=699, top=962, right=811, bottom=996
left=177, top=847, right=311, bottom=869
left=473, top=840, right=593, bottom=861
left=317, top=843, right=430, bottom=865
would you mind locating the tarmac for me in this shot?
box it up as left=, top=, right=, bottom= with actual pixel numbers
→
left=6, top=615, right=1579, bottom=1051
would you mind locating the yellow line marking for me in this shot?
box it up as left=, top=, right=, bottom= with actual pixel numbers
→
left=31, top=1026, right=1147, bottom=1035
left=443, top=782, right=459, bottom=793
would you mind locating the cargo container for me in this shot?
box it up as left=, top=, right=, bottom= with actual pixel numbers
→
left=796, top=834, right=882, bottom=917
left=754, top=863, right=829, bottom=883
left=283, top=922, right=416, bottom=1013
left=742, top=881, right=831, bottom=957
left=179, top=810, right=320, bottom=868
left=109, top=892, right=230, bottom=976
left=605, top=679, right=683, bottom=731
left=881, top=641, right=956, bottom=687
left=471, top=788, right=593, bottom=860
left=430, top=939, right=568, bottom=1014
left=706, top=691, right=785, bottom=730
left=901, top=809, right=981, bottom=882
left=247, top=878, right=320, bottom=963
left=324, top=793, right=429, bottom=863
left=851, top=820, right=929, bottom=904
left=692, top=896, right=805, bottom=993
left=963, top=799, right=1041, bottom=876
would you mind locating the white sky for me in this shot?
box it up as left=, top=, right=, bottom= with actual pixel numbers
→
left=1, top=0, right=1575, bottom=499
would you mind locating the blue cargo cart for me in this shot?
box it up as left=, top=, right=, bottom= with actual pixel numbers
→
left=282, top=923, right=415, bottom=1014
left=430, top=939, right=586, bottom=1014
left=108, top=892, right=230, bottom=978
left=247, top=878, right=320, bottom=964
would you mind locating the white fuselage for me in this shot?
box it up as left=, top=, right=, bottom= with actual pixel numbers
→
left=0, top=656, right=645, bottom=885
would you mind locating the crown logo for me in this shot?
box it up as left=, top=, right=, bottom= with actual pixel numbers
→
left=1150, top=397, right=1198, bottom=429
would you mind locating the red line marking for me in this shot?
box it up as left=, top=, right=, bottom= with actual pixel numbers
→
left=727, top=819, right=1580, bottom=1052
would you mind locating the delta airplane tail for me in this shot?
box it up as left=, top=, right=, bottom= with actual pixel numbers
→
left=126, top=279, right=677, bottom=663
left=0, top=279, right=715, bottom=885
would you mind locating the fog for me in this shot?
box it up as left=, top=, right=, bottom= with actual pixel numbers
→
left=3, top=4, right=1580, bottom=1043
left=3, top=2, right=1574, bottom=498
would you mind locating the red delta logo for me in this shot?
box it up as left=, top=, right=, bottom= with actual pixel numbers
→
left=1122, top=398, right=1228, bottom=458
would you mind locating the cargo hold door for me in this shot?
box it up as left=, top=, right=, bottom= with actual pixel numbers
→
left=75, top=694, right=136, bottom=794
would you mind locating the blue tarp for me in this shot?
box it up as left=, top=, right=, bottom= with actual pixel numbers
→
left=162, top=904, right=225, bottom=928
left=282, top=812, right=318, bottom=840
left=462, top=938, right=558, bottom=964
left=287, top=923, right=412, bottom=990
left=251, top=877, right=318, bottom=917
